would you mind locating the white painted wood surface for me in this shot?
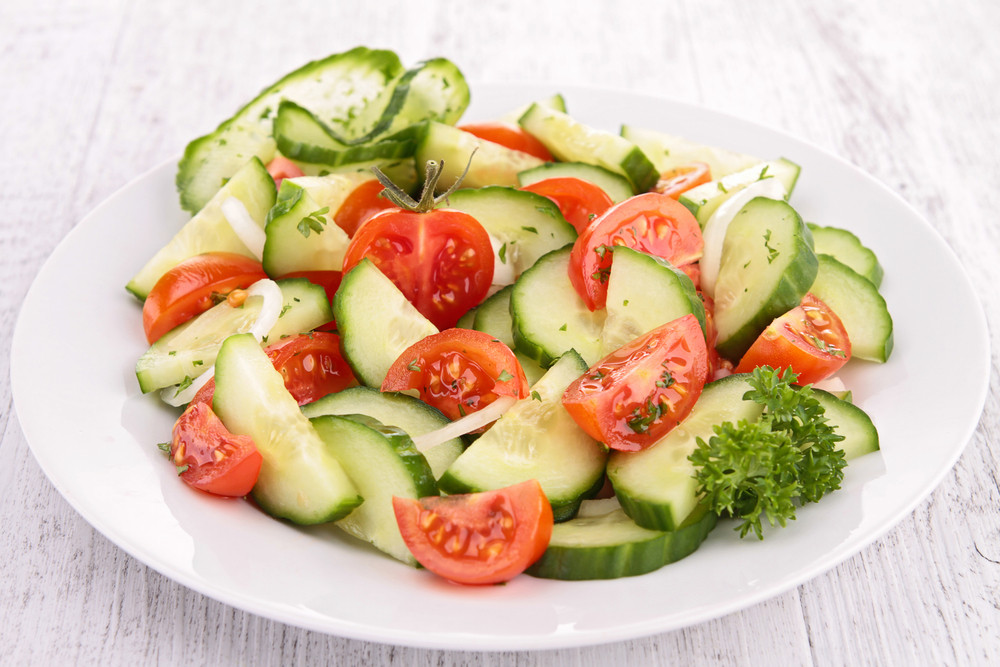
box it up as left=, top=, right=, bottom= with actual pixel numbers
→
left=2, top=0, right=998, bottom=663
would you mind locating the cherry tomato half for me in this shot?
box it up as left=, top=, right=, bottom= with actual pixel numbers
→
left=392, top=479, right=554, bottom=585
left=568, top=193, right=704, bottom=311
left=562, top=314, right=709, bottom=451
left=382, top=328, right=529, bottom=422
left=142, top=253, right=267, bottom=343
left=342, top=209, right=495, bottom=330
left=170, top=401, right=262, bottom=497
left=520, top=177, right=614, bottom=234
left=333, top=179, right=399, bottom=237
left=654, top=162, right=712, bottom=199
left=265, top=332, right=357, bottom=404
left=734, top=293, right=851, bottom=384
left=700, top=292, right=734, bottom=380
left=457, top=121, right=554, bottom=161
left=265, top=156, right=305, bottom=189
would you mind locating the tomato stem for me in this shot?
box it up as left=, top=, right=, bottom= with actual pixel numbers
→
left=372, top=150, right=477, bottom=213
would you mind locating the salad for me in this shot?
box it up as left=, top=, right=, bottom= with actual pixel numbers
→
left=129, top=47, right=893, bottom=586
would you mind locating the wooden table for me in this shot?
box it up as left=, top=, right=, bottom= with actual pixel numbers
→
left=2, top=1, right=997, bottom=663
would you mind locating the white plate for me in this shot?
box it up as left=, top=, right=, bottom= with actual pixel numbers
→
left=11, top=84, right=990, bottom=650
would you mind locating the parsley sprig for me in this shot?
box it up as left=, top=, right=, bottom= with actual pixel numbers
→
left=689, top=366, right=846, bottom=540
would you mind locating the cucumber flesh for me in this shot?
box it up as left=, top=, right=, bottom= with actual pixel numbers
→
left=620, top=125, right=762, bottom=180
left=517, top=161, right=635, bottom=203
left=213, top=334, right=361, bottom=524
left=438, top=350, right=609, bottom=522
left=311, top=414, right=437, bottom=564
left=809, top=254, right=893, bottom=363
left=808, top=224, right=884, bottom=288
left=679, top=159, right=800, bottom=227
left=415, top=122, right=545, bottom=191
left=714, top=197, right=818, bottom=362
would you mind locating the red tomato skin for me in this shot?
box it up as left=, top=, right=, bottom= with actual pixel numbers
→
left=458, top=121, right=555, bottom=161
left=392, top=479, right=554, bottom=585
left=653, top=162, right=712, bottom=199
left=520, top=177, right=614, bottom=234
left=700, top=292, right=734, bottom=380
left=143, top=253, right=267, bottom=343
left=264, top=332, right=356, bottom=405
left=342, top=209, right=495, bottom=330
left=562, top=314, right=709, bottom=451
left=170, top=402, right=262, bottom=497
left=333, top=179, right=399, bottom=237
left=266, top=156, right=305, bottom=189
left=734, top=293, right=851, bottom=384
left=568, top=193, right=704, bottom=311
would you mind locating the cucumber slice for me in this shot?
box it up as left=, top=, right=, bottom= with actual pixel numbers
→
left=498, top=93, right=567, bottom=124
left=808, top=224, right=884, bottom=288
left=438, top=351, right=608, bottom=522
left=620, top=125, right=761, bottom=179
left=127, top=158, right=275, bottom=299
left=526, top=498, right=717, bottom=580
left=809, top=254, right=894, bottom=362
left=415, top=122, right=545, bottom=191
left=470, top=285, right=547, bottom=386
left=361, top=57, right=470, bottom=141
left=311, top=414, right=436, bottom=564
left=262, top=174, right=368, bottom=277
left=135, top=278, right=330, bottom=393
left=812, top=388, right=880, bottom=459
left=295, top=158, right=419, bottom=196
left=608, top=374, right=764, bottom=530
left=510, top=245, right=606, bottom=367
left=303, top=386, right=463, bottom=480
left=518, top=104, right=658, bottom=193
left=333, top=259, right=438, bottom=386
left=714, top=197, right=818, bottom=362
left=679, top=159, right=800, bottom=227
left=446, top=187, right=577, bottom=279
left=213, top=334, right=361, bottom=524
left=600, top=247, right=706, bottom=356
left=177, top=47, right=405, bottom=213
left=517, top=162, right=635, bottom=203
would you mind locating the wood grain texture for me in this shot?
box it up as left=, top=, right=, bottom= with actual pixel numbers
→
left=2, top=0, right=998, bottom=664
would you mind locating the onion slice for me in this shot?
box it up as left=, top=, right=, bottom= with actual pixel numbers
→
left=410, top=395, right=518, bottom=452
left=699, top=178, right=786, bottom=298
left=221, top=196, right=266, bottom=260
left=489, top=233, right=517, bottom=288
left=812, top=375, right=847, bottom=393
left=161, top=366, right=214, bottom=407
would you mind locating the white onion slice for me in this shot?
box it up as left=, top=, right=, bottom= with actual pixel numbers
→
left=489, top=233, right=517, bottom=288
left=221, top=196, right=266, bottom=260
left=699, top=178, right=787, bottom=298
left=245, top=278, right=283, bottom=342
left=411, top=395, right=518, bottom=452
left=160, top=366, right=215, bottom=407
left=812, top=375, right=847, bottom=393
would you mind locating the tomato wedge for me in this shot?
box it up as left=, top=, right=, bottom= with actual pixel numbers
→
left=382, top=328, right=528, bottom=422
left=457, top=121, right=554, bottom=161
left=142, top=253, right=267, bottom=343
left=734, top=293, right=851, bottom=384
left=562, top=314, right=709, bottom=451
left=653, top=162, right=712, bottom=199
left=700, top=292, right=734, bottom=380
left=170, top=401, right=262, bottom=497
left=265, top=156, right=305, bottom=189
left=265, top=332, right=356, bottom=404
left=333, top=179, right=399, bottom=237
left=520, top=177, right=613, bottom=234
left=568, top=193, right=703, bottom=311
left=392, top=479, right=554, bottom=585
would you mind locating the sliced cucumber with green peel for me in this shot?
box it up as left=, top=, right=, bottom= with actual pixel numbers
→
left=714, top=197, right=818, bottom=362
left=620, top=125, right=761, bottom=179
left=303, top=386, right=463, bottom=480
left=128, top=158, right=275, bottom=299
left=812, top=388, right=880, bottom=459
left=599, top=247, right=706, bottom=356
left=415, top=122, right=545, bottom=191
left=679, top=159, right=800, bottom=227
left=518, top=104, right=658, bottom=193
left=510, top=246, right=606, bottom=367
left=517, top=162, right=635, bottom=203
left=471, top=285, right=547, bottom=386
left=808, top=224, right=884, bottom=288
left=176, top=47, right=405, bottom=213
left=213, top=334, right=361, bottom=524
left=809, top=254, right=893, bottom=362
left=438, top=351, right=608, bottom=522
left=333, top=259, right=438, bottom=386
left=446, top=187, right=577, bottom=277
left=498, top=93, right=567, bottom=124
left=262, top=174, right=369, bottom=277
left=608, top=374, right=764, bottom=531
left=265, top=278, right=334, bottom=341
left=526, top=498, right=717, bottom=580
left=311, top=414, right=437, bottom=565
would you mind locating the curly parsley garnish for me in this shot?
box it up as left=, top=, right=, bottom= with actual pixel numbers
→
left=689, top=366, right=846, bottom=540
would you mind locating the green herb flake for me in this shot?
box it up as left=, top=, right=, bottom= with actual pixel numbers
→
left=497, top=370, right=514, bottom=382
left=559, top=323, right=568, bottom=331
left=498, top=243, right=508, bottom=264
left=297, top=206, right=331, bottom=238
left=406, top=359, right=422, bottom=372
left=521, top=226, right=538, bottom=234
left=531, top=390, right=542, bottom=402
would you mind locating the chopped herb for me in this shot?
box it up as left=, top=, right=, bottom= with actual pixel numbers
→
left=297, top=206, right=331, bottom=238
left=174, top=376, right=194, bottom=397
left=157, top=442, right=171, bottom=454
left=655, top=367, right=675, bottom=388
left=498, top=243, right=507, bottom=264
left=531, top=390, right=542, bottom=401
left=192, top=359, right=204, bottom=367
left=763, top=229, right=779, bottom=264
left=279, top=304, right=292, bottom=318
left=717, top=181, right=728, bottom=193
left=176, top=464, right=189, bottom=475
left=758, top=165, right=772, bottom=180
left=522, top=226, right=538, bottom=234
left=559, top=323, right=568, bottom=331
left=168, top=350, right=177, bottom=356
left=627, top=397, right=667, bottom=434
left=406, top=359, right=421, bottom=372
left=809, top=335, right=847, bottom=358
left=497, top=370, right=514, bottom=382
left=623, top=299, right=630, bottom=307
